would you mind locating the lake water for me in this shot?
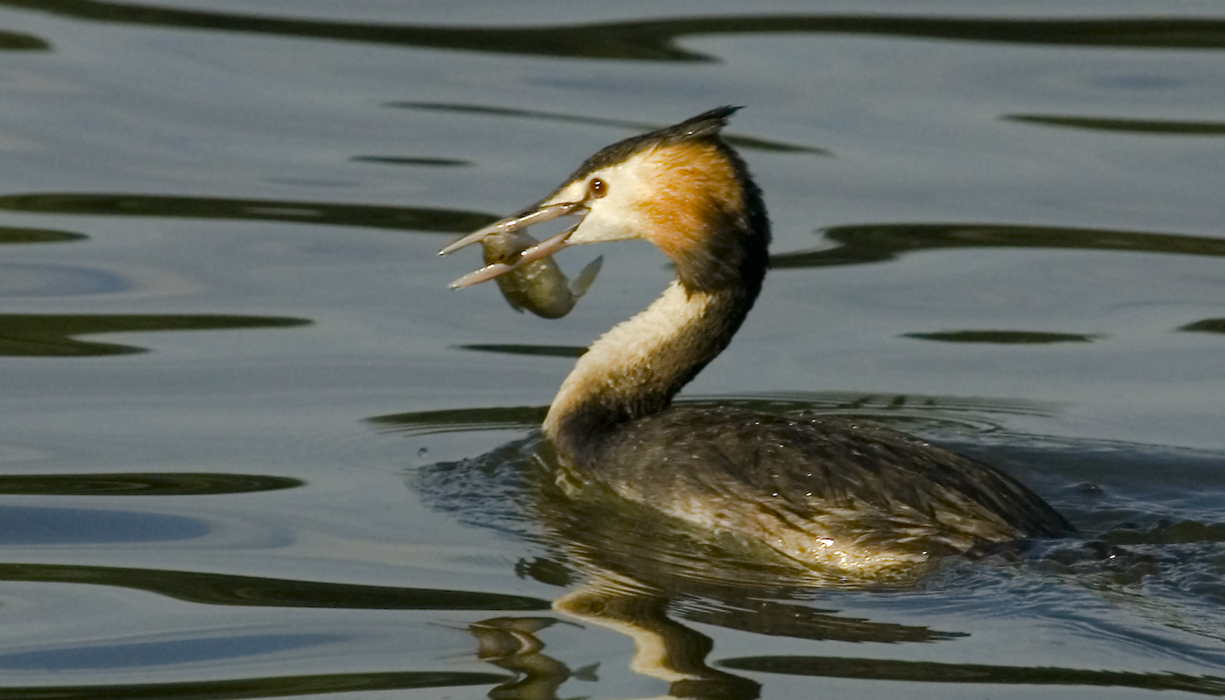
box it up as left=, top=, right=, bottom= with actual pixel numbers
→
left=2, top=2, right=1224, bottom=698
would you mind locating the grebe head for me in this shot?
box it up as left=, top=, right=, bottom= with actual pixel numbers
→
left=441, top=106, right=769, bottom=294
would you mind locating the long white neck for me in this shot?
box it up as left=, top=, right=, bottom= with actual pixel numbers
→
left=543, top=280, right=754, bottom=465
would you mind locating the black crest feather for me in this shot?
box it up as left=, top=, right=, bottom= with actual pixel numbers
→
left=567, top=106, right=742, bottom=182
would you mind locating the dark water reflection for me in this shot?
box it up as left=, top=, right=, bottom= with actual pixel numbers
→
left=456, top=344, right=586, bottom=359
left=0, top=314, right=310, bottom=356
left=6, top=2, right=1225, bottom=58
left=0, top=563, right=549, bottom=610
left=773, top=223, right=1225, bottom=269
left=0, top=27, right=45, bottom=50
left=721, top=655, right=1225, bottom=695
left=1181, top=319, right=1225, bottom=335
left=0, top=193, right=485, bottom=234
left=0, top=226, right=86, bottom=244
left=0, top=472, right=302, bottom=496
left=0, top=669, right=509, bottom=700
left=472, top=612, right=1225, bottom=698
left=1005, top=114, right=1225, bottom=136
left=349, top=155, right=471, bottom=167
left=904, top=330, right=1101, bottom=344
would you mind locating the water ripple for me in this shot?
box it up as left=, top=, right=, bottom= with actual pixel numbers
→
left=0, top=28, right=47, bottom=51
left=0, top=472, right=302, bottom=497
left=5, top=3, right=1225, bottom=58
left=772, top=223, right=1225, bottom=270
left=0, top=314, right=311, bottom=357
left=0, top=226, right=86, bottom=244
left=0, top=563, right=552, bottom=611
left=719, top=655, right=1225, bottom=695
left=0, top=192, right=486, bottom=233
left=903, top=330, right=1103, bottom=345
left=0, top=669, right=507, bottom=700
left=1005, top=114, right=1225, bottom=136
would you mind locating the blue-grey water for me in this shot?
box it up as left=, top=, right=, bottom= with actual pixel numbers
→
left=1, top=2, right=1224, bottom=698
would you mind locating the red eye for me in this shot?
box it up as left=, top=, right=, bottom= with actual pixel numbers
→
left=588, top=177, right=608, bottom=198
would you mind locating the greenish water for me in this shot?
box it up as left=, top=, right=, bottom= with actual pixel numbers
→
left=1, top=2, right=1223, bottom=698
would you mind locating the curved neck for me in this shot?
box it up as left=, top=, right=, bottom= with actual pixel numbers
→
left=543, top=279, right=759, bottom=465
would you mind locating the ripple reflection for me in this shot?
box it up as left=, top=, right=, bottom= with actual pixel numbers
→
left=0, top=28, right=47, bottom=51
left=5, top=4, right=1225, bottom=58
left=0, top=226, right=86, bottom=244
left=0, top=669, right=507, bottom=700
left=903, top=330, right=1102, bottom=345
left=773, top=223, right=1225, bottom=270
left=0, top=472, right=302, bottom=497
left=0, top=563, right=551, bottom=611
left=720, top=655, right=1225, bottom=695
left=0, top=192, right=486, bottom=233
left=1006, top=114, right=1225, bottom=136
left=0, top=313, right=311, bottom=357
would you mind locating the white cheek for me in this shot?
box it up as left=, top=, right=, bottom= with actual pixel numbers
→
left=558, top=159, right=656, bottom=245
left=568, top=210, right=637, bottom=244
left=570, top=191, right=647, bottom=244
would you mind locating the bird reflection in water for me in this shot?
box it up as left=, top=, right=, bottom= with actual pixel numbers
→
left=415, top=432, right=966, bottom=700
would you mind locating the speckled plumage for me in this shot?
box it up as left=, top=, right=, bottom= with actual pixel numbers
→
left=581, top=406, right=1070, bottom=577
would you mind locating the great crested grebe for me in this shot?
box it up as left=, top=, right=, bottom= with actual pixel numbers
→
left=440, top=107, right=1072, bottom=580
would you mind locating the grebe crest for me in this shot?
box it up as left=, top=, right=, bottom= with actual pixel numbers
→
left=440, top=107, right=1072, bottom=582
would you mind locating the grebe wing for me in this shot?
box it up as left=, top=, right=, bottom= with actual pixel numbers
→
left=582, top=407, right=1071, bottom=556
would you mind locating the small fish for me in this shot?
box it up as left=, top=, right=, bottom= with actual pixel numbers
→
left=481, top=229, right=602, bottom=319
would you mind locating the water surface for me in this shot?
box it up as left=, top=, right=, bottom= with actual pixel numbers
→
left=0, top=1, right=1223, bottom=698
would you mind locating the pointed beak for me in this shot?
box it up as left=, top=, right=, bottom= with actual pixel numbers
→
left=439, top=201, right=585, bottom=288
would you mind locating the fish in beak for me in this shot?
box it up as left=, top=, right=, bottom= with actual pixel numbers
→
left=439, top=201, right=587, bottom=289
